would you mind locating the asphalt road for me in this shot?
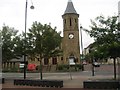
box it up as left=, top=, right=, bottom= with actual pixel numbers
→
left=2, top=64, right=118, bottom=79
left=1, top=64, right=119, bottom=88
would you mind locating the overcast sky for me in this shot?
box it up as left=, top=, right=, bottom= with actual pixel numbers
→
left=0, top=0, right=119, bottom=49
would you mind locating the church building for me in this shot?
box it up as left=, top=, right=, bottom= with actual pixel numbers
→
left=28, top=0, right=81, bottom=66
left=62, top=0, right=80, bottom=65
left=2, top=0, right=81, bottom=70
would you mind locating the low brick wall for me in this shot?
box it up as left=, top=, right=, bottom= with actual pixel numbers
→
left=83, top=80, right=119, bottom=89
left=14, top=79, right=63, bottom=88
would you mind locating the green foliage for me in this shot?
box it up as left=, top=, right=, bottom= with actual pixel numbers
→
left=57, top=64, right=82, bottom=71
left=1, top=25, right=22, bottom=61
left=13, top=34, right=25, bottom=58
left=1, top=22, right=62, bottom=62
left=57, top=65, right=64, bottom=70
left=27, top=21, right=62, bottom=59
left=85, top=15, right=120, bottom=60
left=2, top=66, right=19, bottom=72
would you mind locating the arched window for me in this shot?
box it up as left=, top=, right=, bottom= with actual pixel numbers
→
left=70, top=18, right=72, bottom=26
left=75, top=19, right=77, bottom=23
left=44, top=58, right=49, bottom=65
left=64, top=19, right=66, bottom=24
left=52, top=57, right=57, bottom=65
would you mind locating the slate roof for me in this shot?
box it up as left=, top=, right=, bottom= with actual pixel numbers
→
left=64, top=0, right=77, bottom=14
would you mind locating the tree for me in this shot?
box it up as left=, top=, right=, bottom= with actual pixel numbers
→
left=85, top=15, right=120, bottom=58
left=27, top=21, right=62, bottom=79
left=85, top=15, right=120, bottom=79
left=13, top=33, right=25, bottom=58
left=1, top=25, right=21, bottom=61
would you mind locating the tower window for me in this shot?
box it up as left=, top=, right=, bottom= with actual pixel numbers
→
left=70, top=18, right=72, bottom=26
left=75, top=19, right=77, bottom=23
left=64, top=19, right=66, bottom=24
left=37, top=58, right=39, bottom=61
left=61, top=57, right=63, bottom=61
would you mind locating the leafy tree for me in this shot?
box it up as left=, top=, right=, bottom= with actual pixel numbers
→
left=85, top=15, right=119, bottom=59
left=85, top=15, right=120, bottom=79
left=1, top=25, right=20, bottom=61
left=27, top=21, right=62, bottom=79
left=13, top=33, right=25, bottom=58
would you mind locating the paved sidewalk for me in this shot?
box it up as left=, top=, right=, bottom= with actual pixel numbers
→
left=1, top=73, right=113, bottom=88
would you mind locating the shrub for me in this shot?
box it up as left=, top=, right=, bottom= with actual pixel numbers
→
left=57, top=65, right=64, bottom=70
left=57, top=64, right=82, bottom=72
left=2, top=66, right=19, bottom=72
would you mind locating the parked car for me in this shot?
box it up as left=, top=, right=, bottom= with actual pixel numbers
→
left=93, top=62, right=100, bottom=67
left=27, top=64, right=36, bottom=71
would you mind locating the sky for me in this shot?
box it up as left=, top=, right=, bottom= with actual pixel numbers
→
left=0, top=0, right=119, bottom=49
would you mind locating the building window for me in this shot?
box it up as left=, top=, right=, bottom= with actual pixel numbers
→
left=70, top=18, right=72, bottom=26
left=61, top=57, right=63, bottom=61
left=44, top=58, right=49, bottom=65
left=52, top=57, right=57, bottom=65
left=37, top=58, right=39, bottom=61
left=74, top=58, right=78, bottom=63
left=64, top=19, right=66, bottom=24
left=75, top=19, right=77, bottom=23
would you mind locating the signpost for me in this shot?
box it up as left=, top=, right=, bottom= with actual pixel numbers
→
left=68, top=56, right=75, bottom=80
left=69, top=57, right=75, bottom=65
left=19, top=64, right=25, bottom=69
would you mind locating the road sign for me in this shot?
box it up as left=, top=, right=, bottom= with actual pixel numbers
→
left=69, top=58, right=75, bottom=65
left=19, top=63, right=25, bottom=69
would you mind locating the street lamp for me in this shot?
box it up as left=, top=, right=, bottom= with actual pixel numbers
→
left=117, top=1, right=120, bottom=80
left=80, top=25, right=84, bottom=71
left=24, top=0, right=34, bottom=79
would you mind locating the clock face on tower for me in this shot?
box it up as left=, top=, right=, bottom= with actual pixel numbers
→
left=69, top=33, right=74, bottom=39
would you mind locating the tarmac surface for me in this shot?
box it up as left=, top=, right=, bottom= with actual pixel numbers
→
left=1, top=64, right=119, bottom=90
left=1, top=72, right=115, bottom=89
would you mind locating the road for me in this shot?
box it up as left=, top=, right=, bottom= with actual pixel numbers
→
left=2, top=64, right=118, bottom=79
left=1, top=64, right=119, bottom=88
left=85, top=64, right=119, bottom=80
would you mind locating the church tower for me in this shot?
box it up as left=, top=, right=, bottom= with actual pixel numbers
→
left=62, top=0, right=80, bottom=64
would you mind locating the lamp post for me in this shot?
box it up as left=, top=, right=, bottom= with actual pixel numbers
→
left=118, top=1, right=120, bottom=23
left=92, top=57, right=95, bottom=76
left=24, top=0, right=34, bottom=79
left=80, top=25, right=84, bottom=71
left=118, top=1, right=120, bottom=80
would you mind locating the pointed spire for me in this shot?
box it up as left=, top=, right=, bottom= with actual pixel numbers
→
left=68, top=0, right=72, bottom=2
left=64, top=0, right=77, bottom=14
